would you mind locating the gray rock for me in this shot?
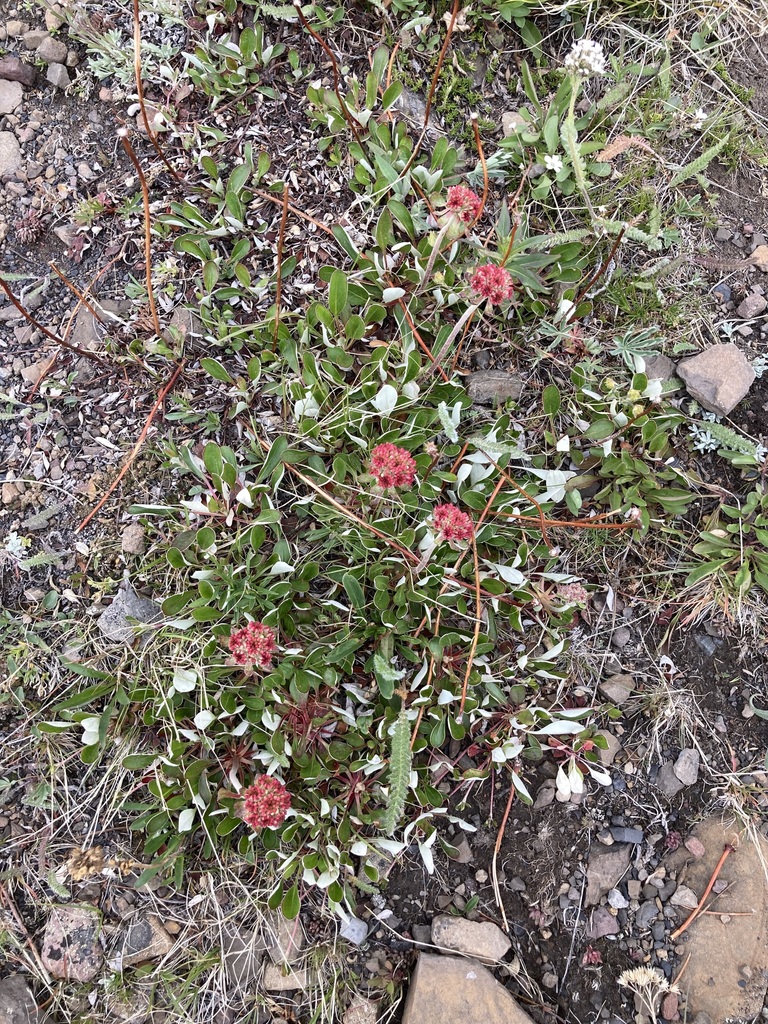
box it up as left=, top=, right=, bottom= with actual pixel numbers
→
left=595, top=730, right=622, bottom=766
left=715, top=227, right=732, bottom=241
left=36, top=35, right=67, bottom=64
left=121, top=524, right=146, bottom=555
left=607, top=888, right=628, bottom=909
left=402, top=953, right=535, bottom=1024
left=448, top=834, right=473, bottom=864
left=0, top=56, right=36, bottom=86
left=533, top=779, right=556, bottom=810
left=262, top=964, right=315, bottom=992
left=343, top=995, right=378, bottom=1024
left=585, top=844, right=631, bottom=906
left=118, top=915, right=174, bottom=967
left=674, top=748, right=700, bottom=786
left=677, top=343, right=755, bottom=416
left=501, top=111, right=526, bottom=136
left=220, top=925, right=266, bottom=987
left=737, top=293, right=768, bottom=319
left=635, top=901, right=658, bottom=929
left=0, top=976, right=42, bottom=1024
left=411, top=924, right=433, bottom=950
left=643, top=354, right=677, bottom=381
left=0, top=132, right=22, bottom=178
left=611, top=626, right=631, bottom=649
left=466, top=370, right=524, bottom=406
left=97, top=588, right=163, bottom=643
left=586, top=905, right=620, bottom=939
left=22, top=29, right=48, bottom=49
left=431, top=915, right=510, bottom=963
left=45, top=63, right=70, bottom=89
left=0, top=80, right=22, bottom=114
left=45, top=5, right=65, bottom=30
left=598, top=674, right=634, bottom=705
left=339, top=916, right=369, bottom=946
left=4, top=20, right=28, bottom=36
left=610, top=827, right=643, bottom=845
left=656, top=761, right=686, bottom=798
left=41, top=905, right=103, bottom=982
left=669, top=884, right=699, bottom=910
left=713, top=282, right=732, bottom=304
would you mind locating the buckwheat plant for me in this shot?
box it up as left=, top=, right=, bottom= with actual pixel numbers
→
left=241, top=776, right=292, bottom=829
left=369, top=443, right=417, bottom=490
left=228, top=621, right=277, bottom=669
left=618, top=966, right=678, bottom=1024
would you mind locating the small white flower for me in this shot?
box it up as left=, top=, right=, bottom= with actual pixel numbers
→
left=691, top=106, right=707, bottom=129
left=564, top=38, right=607, bottom=77
left=544, top=153, right=564, bottom=174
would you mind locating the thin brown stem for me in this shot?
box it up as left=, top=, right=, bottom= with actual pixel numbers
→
left=0, top=275, right=107, bottom=364
left=396, top=299, right=449, bottom=381
left=670, top=844, right=735, bottom=940
left=272, top=182, right=290, bottom=353
left=569, top=227, right=625, bottom=318
left=468, top=114, right=488, bottom=230
left=48, top=262, right=107, bottom=324
left=132, top=0, right=184, bottom=182
left=253, top=189, right=335, bottom=237
left=77, top=359, right=185, bottom=531
left=119, top=129, right=161, bottom=337
left=293, top=0, right=366, bottom=150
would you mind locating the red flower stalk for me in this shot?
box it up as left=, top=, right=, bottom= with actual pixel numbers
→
left=433, top=503, right=474, bottom=543
left=469, top=263, right=515, bottom=305
left=369, top=443, right=417, bottom=489
left=241, top=775, right=291, bottom=829
left=228, top=621, right=277, bottom=669
left=445, top=185, right=482, bottom=225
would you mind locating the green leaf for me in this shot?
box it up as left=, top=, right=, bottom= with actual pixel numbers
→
left=542, top=384, right=561, bottom=416
left=282, top=883, right=300, bottom=920
left=203, top=442, right=223, bottom=478
left=342, top=571, right=365, bottom=611
left=200, top=358, right=232, bottom=383
left=328, top=270, right=348, bottom=317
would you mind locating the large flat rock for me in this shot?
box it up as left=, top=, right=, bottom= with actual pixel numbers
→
left=402, top=953, right=534, bottom=1024
left=673, top=815, right=768, bottom=1021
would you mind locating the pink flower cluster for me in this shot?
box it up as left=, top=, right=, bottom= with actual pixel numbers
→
left=469, top=263, right=515, bottom=305
left=556, top=582, right=589, bottom=606
left=369, top=443, right=417, bottom=489
left=445, top=185, right=482, bottom=225
left=241, top=775, right=291, bottom=829
left=433, top=503, right=474, bottom=543
left=228, top=621, right=277, bottom=669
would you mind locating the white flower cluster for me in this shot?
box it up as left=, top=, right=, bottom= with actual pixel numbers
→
left=564, top=38, right=607, bottom=77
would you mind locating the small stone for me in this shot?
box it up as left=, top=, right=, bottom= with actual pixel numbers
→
left=121, top=524, right=146, bottom=555
left=598, top=674, right=634, bottom=705
left=99, top=86, right=113, bottom=102
left=673, top=748, right=700, bottom=786
left=684, top=837, right=706, bottom=858
left=656, top=761, right=686, bottom=798
left=262, top=964, right=314, bottom=992
left=20, top=357, right=51, bottom=385
left=533, top=779, right=556, bottom=810
left=475, top=869, right=488, bottom=884
left=627, top=880, right=642, bottom=900
left=340, top=916, right=369, bottom=946
left=4, top=21, right=28, bottom=36
left=46, top=63, right=71, bottom=89
left=541, top=971, right=558, bottom=989
left=715, top=226, right=732, bottom=241
left=661, top=992, right=679, bottom=1021
left=119, top=915, right=174, bottom=967
left=0, top=132, right=22, bottom=177
left=0, top=80, right=23, bottom=114
left=66, top=49, right=79, bottom=68
left=737, top=293, right=767, bottom=319
left=501, top=111, right=526, bottom=136
left=343, top=994, right=379, bottom=1024
left=77, top=161, right=95, bottom=181
left=402, top=953, right=535, bottom=1024
left=586, top=905, right=620, bottom=939
left=466, top=370, right=524, bottom=406
left=22, top=29, right=48, bottom=49
left=97, top=588, right=163, bottom=643
left=448, top=834, right=473, bottom=864
left=0, top=975, right=42, bottom=1024
left=635, top=901, right=658, bottom=930
left=610, top=827, right=643, bottom=845
left=45, top=5, right=65, bottom=30
left=596, top=730, right=622, bottom=766
left=677, top=343, right=755, bottom=416
left=265, top=912, right=305, bottom=964
left=431, top=914, right=511, bottom=963
left=35, top=35, right=68, bottom=64
left=41, top=905, right=103, bottom=982
left=644, top=354, right=677, bottom=382
left=220, top=925, right=265, bottom=987
left=670, top=884, right=699, bottom=910
left=586, top=844, right=631, bottom=906
left=0, top=56, right=36, bottom=86
left=713, top=282, right=732, bottom=303
left=607, top=888, right=629, bottom=909
left=611, top=626, right=631, bottom=649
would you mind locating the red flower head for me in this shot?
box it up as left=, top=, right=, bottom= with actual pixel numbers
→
left=445, top=185, right=482, bottom=225
left=241, top=775, right=291, bottom=829
left=469, top=263, right=515, bottom=305
left=433, top=503, right=474, bottom=543
left=369, top=443, right=417, bottom=489
left=228, top=621, right=277, bottom=669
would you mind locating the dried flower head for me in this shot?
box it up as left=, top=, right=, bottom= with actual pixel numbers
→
left=241, top=775, right=291, bottom=829
left=564, top=38, right=607, bottom=77
left=445, top=185, right=482, bottom=225
left=433, top=504, right=474, bottom=543
left=618, top=966, right=678, bottom=1024
left=557, top=582, right=589, bottom=606
left=228, top=621, right=277, bottom=669
left=369, top=443, right=417, bottom=489
left=469, top=263, right=515, bottom=305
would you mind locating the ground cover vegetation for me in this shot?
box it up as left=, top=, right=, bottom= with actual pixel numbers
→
left=2, top=0, right=768, bottom=1019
